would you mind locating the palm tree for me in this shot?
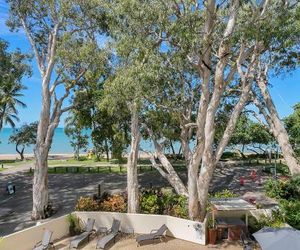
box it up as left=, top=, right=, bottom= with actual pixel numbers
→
left=0, top=83, right=27, bottom=131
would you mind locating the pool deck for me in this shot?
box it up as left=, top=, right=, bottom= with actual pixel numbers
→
left=54, top=235, right=244, bottom=250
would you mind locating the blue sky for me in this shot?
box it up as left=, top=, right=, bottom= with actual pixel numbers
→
left=0, top=0, right=299, bottom=128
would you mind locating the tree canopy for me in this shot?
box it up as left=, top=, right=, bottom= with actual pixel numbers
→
left=0, top=39, right=31, bottom=131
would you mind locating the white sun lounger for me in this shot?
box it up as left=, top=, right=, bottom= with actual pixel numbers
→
left=69, top=218, right=95, bottom=249
left=96, top=219, right=121, bottom=249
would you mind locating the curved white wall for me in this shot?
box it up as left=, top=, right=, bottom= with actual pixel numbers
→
left=0, top=212, right=207, bottom=250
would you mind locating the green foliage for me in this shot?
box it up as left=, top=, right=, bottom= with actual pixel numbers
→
left=262, top=163, right=290, bottom=175
left=75, top=189, right=188, bottom=219
left=9, top=122, right=37, bottom=159
left=279, top=199, right=300, bottom=230
left=207, top=216, right=216, bottom=229
left=140, top=193, right=161, bottom=214
left=264, top=175, right=300, bottom=200
left=67, top=213, right=82, bottom=236
left=229, top=114, right=274, bottom=155
left=221, top=151, right=241, bottom=159
left=65, top=113, right=89, bottom=160
left=284, top=103, right=300, bottom=153
left=140, top=189, right=188, bottom=218
left=0, top=39, right=30, bottom=131
left=210, top=189, right=238, bottom=199
left=264, top=175, right=300, bottom=229
left=248, top=210, right=285, bottom=234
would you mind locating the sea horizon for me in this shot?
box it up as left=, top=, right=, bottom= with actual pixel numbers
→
left=0, top=127, right=158, bottom=155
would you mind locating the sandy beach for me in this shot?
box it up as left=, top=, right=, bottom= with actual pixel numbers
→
left=0, top=151, right=151, bottom=160
left=0, top=153, right=76, bottom=160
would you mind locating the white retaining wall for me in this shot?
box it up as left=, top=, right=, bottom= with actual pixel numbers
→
left=0, top=215, right=69, bottom=250
left=0, top=212, right=207, bottom=250
left=75, top=212, right=207, bottom=245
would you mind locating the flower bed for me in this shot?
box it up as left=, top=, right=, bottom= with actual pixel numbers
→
left=75, top=188, right=188, bottom=219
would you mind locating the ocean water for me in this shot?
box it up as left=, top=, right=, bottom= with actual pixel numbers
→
left=0, top=128, right=92, bottom=154
left=0, top=128, right=160, bottom=155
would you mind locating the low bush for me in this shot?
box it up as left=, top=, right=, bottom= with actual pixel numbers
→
left=264, top=175, right=300, bottom=230
left=221, top=151, right=240, bottom=159
left=100, top=194, right=126, bottom=212
left=75, top=189, right=188, bottom=219
left=140, top=188, right=188, bottom=218
left=75, top=197, right=99, bottom=211
left=210, top=189, right=238, bottom=199
left=264, top=175, right=300, bottom=200
left=262, top=164, right=290, bottom=175
left=67, top=213, right=82, bottom=236
left=248, top=210, right=285, bottom=234
left=141, top=193, right=161, bottom=214
left=279, top=199, right=300, bottom=230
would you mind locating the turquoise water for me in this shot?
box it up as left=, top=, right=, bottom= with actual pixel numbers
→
left=0, top=128, right=272, bottom=155
left=0, top=128, right=158, bottom=155
left=0, top=128, right=92, bottom=154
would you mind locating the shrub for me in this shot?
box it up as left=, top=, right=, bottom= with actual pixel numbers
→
left=168, top=195, right=188, bottom=219
left=221, top=151, right=240, bottom=159
left=279, top=199, right=300, bottom=230
left=140, top=193, right=161, bottom=214
left=75, top=197, right=99, bottom=211
left=264, top=178, right=286, bottom=199
left=264, top=175, right=300, bottom=200
left=74, top=189, right=188, bottom=219
left=262, top=164, right=289, bottom=175
left=210, top=189, right=238, bottom=199
left=248, top=210, right=285, bottom=234
left=284, top=174, right=300, bottom=199
left=67, top=213, right=82, bottom=236
left=100, top=194, right=126, bottom=212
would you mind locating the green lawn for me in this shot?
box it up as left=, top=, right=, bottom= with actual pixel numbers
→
left=27, top=164, right=186, bottom=175
left=0, top=159, right=32, bottom=167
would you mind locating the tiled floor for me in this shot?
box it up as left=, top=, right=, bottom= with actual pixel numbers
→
left=55, top=235, right=244, bottom=250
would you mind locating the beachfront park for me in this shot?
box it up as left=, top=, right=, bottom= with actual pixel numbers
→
left=1, top=1, right=300, bottom=250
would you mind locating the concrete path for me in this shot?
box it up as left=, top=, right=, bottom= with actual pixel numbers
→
left=0, top=160, right=271, bottom=237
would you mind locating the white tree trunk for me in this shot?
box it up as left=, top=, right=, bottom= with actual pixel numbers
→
left=147, top=127, right=188, bottom=196
left=155, top=149, right=188, bottom=196
left=256, top=79, right=300, bottom=175
left=127, top=102, right=141, bottom=213
left=32, top=146, right=49, bottom=219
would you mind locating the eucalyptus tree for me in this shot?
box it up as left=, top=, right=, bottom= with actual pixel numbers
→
left=249, top=3, right=300, bottom=175
left=9, top=122, right=38, bottom=160
left=0, top=39, right=30, bottom=131
left=65, top=113, right=89, bottom=160
left=229, top=114, right=274, bottom=157
left=285, top=103, right=300, bottom=153
left=7, top=0, right=107, bottom=219
left=70, top=78, right=131, bottom=162
left=107, top=0, right=300, bottom=221
left=252, top=69, right=300, bottom=175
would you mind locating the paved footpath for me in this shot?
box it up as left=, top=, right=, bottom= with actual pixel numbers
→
left=0, top=160, right=268, bottom=236
left=0, top=162, right=176, bottom=236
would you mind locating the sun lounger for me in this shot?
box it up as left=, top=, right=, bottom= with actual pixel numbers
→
left=33, top=229, right=54, bottom=250
left=96, top=219, right=121, bottom=249
left=136, top=224, right=168, bottom=246
left=69, top=218, right=95, bottom=249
